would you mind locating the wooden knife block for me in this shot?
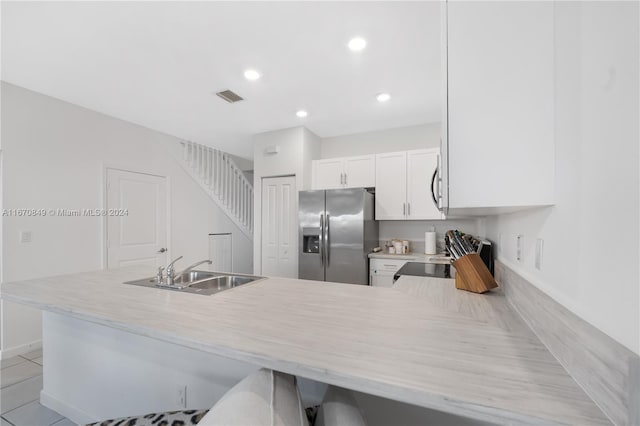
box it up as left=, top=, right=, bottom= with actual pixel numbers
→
left=453, top=253, right=498, bottom=294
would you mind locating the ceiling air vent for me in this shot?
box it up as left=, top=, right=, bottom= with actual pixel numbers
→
left=216, top=90, right=244, bottom=103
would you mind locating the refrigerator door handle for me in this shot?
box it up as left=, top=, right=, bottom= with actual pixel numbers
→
left=325, top=213, right=330, bottom=267
left=319, top=214, right=325, bottom=266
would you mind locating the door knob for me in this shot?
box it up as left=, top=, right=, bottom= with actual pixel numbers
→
left=157, top=248, right=167, bottom=253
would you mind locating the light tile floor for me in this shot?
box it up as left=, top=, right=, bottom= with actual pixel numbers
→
left=1, top=351, right=77, bottom=426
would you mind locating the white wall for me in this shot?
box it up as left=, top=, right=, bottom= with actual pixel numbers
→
left=320, top=123, right=440, bottom=159
left=484, top=2, right=639, bottom=355
left=0, top=83, right=252, bottom=356
left=252, top=126, right=320, bottom=275
left=302, top=128, right=322, bottom=190
left=379, top=219, right=479, bottom=254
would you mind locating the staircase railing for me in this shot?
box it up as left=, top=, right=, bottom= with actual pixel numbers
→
left=178, top=141, right=253, bottom=238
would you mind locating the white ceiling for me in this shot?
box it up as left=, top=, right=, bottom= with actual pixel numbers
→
left=1, top=1, right=442, bottom=159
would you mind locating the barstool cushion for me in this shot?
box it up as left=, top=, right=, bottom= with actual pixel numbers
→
left=314, top=386, right=366, bottom=426
left=86, top=409, right=209, bottom=426
left=197, top=368, right=308, bottom=426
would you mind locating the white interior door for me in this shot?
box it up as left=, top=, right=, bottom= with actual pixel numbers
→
left=261, top=176, right=297, bottom=278
left=106, top=169, right=168, bottom=269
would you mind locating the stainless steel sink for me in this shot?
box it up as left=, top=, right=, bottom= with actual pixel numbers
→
left=124, top=271, right=264, bottom=296
left=188, top=275, right=255, bottom=292
left=173, top=270, right=220, bottom=285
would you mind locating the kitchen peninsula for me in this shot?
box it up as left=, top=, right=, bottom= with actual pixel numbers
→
left=0, top=266, right=610, bottom=425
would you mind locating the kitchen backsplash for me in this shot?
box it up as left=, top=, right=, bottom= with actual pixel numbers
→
left=378, top=219, right=480, bottom=254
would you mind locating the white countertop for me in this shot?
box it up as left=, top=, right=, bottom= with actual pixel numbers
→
left=0, top=267, right=609, bottom=425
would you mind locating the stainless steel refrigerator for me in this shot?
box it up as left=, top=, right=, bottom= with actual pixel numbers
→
left=299, top=188, right=378, bottom=285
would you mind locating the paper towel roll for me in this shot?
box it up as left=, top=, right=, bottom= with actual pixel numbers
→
left=424, top=231, right=437, bottom=254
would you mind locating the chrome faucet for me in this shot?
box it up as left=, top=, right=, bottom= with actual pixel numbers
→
left=179, top=259, right=213, bottom=278
left=165, top=256, right=184, bottom=286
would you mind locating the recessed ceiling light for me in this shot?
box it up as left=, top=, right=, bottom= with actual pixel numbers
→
left=376, top=93, right=391, bottom=102
left=296, top=110, right=308, bottom=118
left=244, top=69, right=261, bottom=81
left=348, top=37, right=367, bottom=51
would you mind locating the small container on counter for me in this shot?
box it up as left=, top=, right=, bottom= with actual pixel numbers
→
left=393, top=241, right=403, bottom=254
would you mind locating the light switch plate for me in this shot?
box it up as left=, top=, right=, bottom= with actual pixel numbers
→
left=20, top=231, right=32, bottom=243
left=176, top=385, right=187, bottom=408
left=516, top=234, right=523, bottom=261
left=535, top=238, right=544, bottom=270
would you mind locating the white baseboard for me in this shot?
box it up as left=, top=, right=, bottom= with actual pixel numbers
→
left=0, top=339, right=42, bottom=360
left=40, top=390, right=95, bottom=426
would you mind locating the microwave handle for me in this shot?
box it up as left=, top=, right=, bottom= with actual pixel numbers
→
left=431, top=168, right=439, bottom=207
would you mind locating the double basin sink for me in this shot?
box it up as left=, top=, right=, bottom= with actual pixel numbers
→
left=124, top=271, right=264, bottom=296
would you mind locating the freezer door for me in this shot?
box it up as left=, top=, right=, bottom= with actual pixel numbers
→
left=298, top=190, right=326, bottom=281
left=325, top=188, right=369, bottom=284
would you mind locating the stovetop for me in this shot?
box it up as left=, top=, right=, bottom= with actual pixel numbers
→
left=393, top=262, right=452, bottom=281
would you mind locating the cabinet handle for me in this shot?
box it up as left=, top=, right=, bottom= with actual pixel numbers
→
left=340, top=173, right=344, bottom=185
left=403, top=203, right=406, bottom=216
left=344, top=173, right=347, bottom=186
left=408, top=203, right=411, bottom=216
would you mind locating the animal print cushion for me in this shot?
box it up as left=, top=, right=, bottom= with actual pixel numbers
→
left=87, top=407, right=318, bottom=426
left=86, top=408, right=210, bottom=426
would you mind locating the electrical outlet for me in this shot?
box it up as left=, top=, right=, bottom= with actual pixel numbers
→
left=20, top=231, right=32, bottom=243
left=176, top=385, right=187, bottom=408
left=516, top=234, right=523, bottom=261
left=535, top=238, right=544, bottom=270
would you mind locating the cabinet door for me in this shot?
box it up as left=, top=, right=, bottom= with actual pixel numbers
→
left=407, top=150, right=443, bottom=220
left=375, top=152, right=407, bottom=220
left=312, top=159, right=344, bottom=190
left=446, top=1, right=554, bottom=210
left=370, top=271, right=396, bottom=288
left=344, top=155, right=375, bottom=188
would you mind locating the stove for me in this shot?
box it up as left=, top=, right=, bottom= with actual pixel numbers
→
left=393, top=262, right=452, bottom=282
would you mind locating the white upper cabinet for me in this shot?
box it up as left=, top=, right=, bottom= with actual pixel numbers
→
left=376, top=149, right=444, bottom=221
left=312, top=155, right=375, bottom=190
left=312, top=158, right=344, bottom=190
left=344, top=156, right=376, bottom=188
left=441, top=1, right=555, bottom=214
left=374, top=152, right=407, bottom=220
